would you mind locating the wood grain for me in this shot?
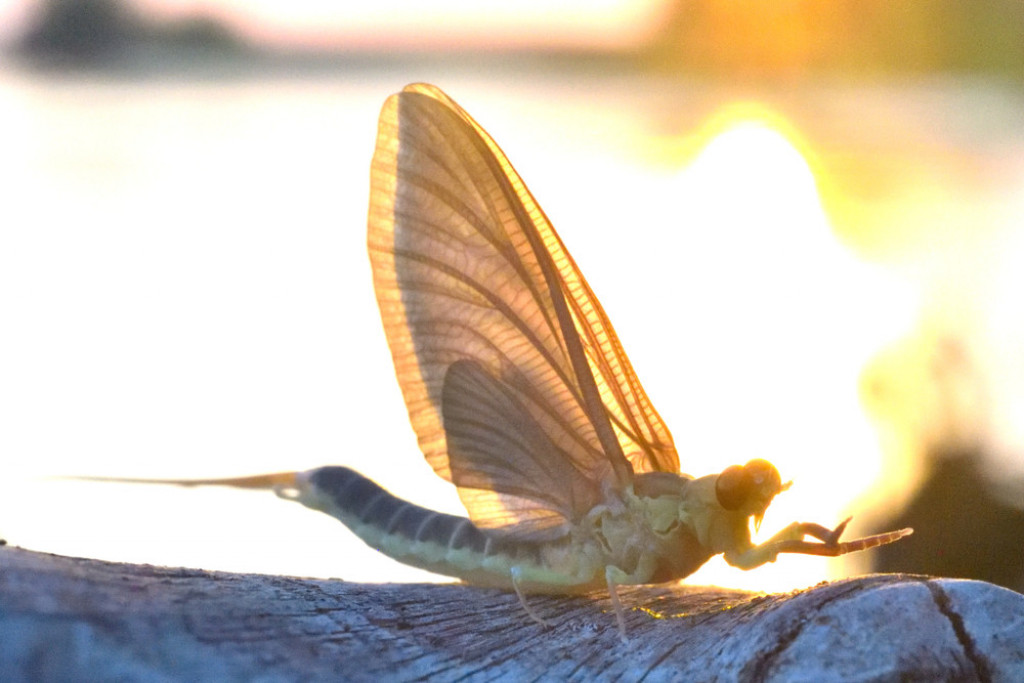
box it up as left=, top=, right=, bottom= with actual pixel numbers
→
left=2, top=545, right=1021, bottom=681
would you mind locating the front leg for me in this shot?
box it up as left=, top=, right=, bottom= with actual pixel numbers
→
left=726, top=517, right=912, bottom=570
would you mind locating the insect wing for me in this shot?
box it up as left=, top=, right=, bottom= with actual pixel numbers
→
left=442, top=359, right=603, bottom=539
left=367, top=84, right=678, bottom=533
left=561, top=233, right=681, bottom=475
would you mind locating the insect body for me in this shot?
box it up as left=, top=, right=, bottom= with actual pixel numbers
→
left=82, top=84, right=911, bottom=635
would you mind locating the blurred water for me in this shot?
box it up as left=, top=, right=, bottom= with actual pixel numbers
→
left=1, top=63, right=1021, bottom=591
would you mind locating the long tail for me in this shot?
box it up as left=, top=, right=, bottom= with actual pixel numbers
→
left=56, top=472, right=301, bottom=491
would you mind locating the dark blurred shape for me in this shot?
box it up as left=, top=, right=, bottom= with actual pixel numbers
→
left=863, top=336, right=1024, bottom=593
left=871, top=450, right=1024, bottom=593
left=16, top=0, right=246, bottom=67
left=18, top=0, right=141, bottom=64
left=644, top=0, right=1024, bottom=80
left=157, top=16, right=241, bottom=53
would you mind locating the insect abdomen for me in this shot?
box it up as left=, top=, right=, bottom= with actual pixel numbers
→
left=297, top=467, right=555, bottom=587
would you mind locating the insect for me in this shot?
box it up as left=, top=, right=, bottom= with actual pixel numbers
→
left=81, top=84, right=911, bottom=637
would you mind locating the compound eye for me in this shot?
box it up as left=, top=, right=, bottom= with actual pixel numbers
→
left=715, top=464, right=748, bottom=511
left=743, top=459, right=783, bottom=493
left=715, top=460, right=786, bottom=513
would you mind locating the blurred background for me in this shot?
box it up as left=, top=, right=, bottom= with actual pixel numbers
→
left=1, top=0, right=1022, bottom=595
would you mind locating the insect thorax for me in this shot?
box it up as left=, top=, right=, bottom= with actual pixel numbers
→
left=564, top=476, right=718, bottom=586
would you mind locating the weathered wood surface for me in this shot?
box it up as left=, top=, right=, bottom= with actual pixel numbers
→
left=2, top=545, right=1022, bottom=681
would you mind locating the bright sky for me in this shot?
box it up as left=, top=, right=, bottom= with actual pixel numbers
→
left=1, top=19, right=1019, bottom=593
left=0, top=71, right=929, bottom=593
left=1, top=0, right=663, bottom=49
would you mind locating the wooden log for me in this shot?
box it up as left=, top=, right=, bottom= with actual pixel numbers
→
left=2, top=545, right=1022, bottom=681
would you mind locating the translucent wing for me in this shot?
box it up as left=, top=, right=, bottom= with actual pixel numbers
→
left=367, top=83, right=678, bottom=533
left=442, top=359, right=602, bottom=540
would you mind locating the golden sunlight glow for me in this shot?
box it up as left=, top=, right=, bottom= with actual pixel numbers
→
left=683, top=117, right=820, bottom=230
left=0, top=81, right=923, bottom=594
left=660, top=108, right=919, bottom=591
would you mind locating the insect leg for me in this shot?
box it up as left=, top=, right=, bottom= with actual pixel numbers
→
left=605, top=565, right=633, bottom=641
left=765, top=526, right=914, bottom=557
left=726, top=520, right=913, bottom=569
left=509, top=566, right=552, bottom=628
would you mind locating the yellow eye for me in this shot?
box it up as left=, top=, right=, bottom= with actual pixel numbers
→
left=714, top=460, right=784, bottom=513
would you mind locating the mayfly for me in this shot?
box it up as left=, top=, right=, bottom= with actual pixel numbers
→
left=81, top=84, right=910, bottom=636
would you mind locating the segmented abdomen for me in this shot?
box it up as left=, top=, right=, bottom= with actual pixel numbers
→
left=309, top=466, right=490, bottom=552
left=298, top=467, right=574, bottom=589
